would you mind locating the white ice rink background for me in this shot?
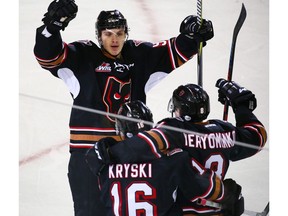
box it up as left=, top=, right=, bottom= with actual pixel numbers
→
left=8, top=0, right=285, bottom=215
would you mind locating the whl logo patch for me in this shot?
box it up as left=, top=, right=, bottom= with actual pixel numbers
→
left=95, top=62, right=112, bottom=72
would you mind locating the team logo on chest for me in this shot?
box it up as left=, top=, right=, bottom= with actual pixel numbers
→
left=103, top=77, right=131, bottom=122
left=114, top=62, right=135, bottom=73
left=95, top=62, right=134, bottom=73
left=95, top=62, right=112, bottom=72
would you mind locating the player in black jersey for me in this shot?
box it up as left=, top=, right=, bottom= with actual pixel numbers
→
left=96, top=79, right=267, bottom=215
left=86, top=100, right=224, bottom=216
left=33, top=1, right=215, bottom=215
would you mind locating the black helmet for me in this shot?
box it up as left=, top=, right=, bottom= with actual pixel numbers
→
left=95, top=10, right=128, bottom=38
left=169, top=84, right=210, bottom=121
left=116, top=100, right=153, bottom=139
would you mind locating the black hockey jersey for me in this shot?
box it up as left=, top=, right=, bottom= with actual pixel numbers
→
left=33, top=25, right=199, bottom=151
left=86, top=149, right=223, bottom=216
left=107, top=106, right=267, bottom=214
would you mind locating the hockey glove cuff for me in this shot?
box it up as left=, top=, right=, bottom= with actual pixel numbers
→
left=221, top=178, right=244, bottom=216
left=215, top=78, right=257, bottom=112
left=85, top=147, right=106, bottom=176
left=94, top=137, right=118, bottom=164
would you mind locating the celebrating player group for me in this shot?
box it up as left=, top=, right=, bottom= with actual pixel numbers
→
left=33, top=0, right=267, bottom=215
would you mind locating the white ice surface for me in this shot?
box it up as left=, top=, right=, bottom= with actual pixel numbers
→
left=19, top=0, right=271, bottom=215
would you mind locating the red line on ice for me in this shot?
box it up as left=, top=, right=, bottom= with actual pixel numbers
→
left=19, top=142, right=68, bottom=167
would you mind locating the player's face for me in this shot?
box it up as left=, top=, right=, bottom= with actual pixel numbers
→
left=101, top=28, right=126, bottom=56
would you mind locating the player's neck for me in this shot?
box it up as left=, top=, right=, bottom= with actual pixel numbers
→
left=102, top=48, right=123, bottom=60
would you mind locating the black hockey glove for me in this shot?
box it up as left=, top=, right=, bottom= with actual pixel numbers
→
left=42, top=0, right=78, bottom=33
left=215, top=78, right=257, bottom=112
left=221, top=179, right=244, bottom=216
left=85, top=147, right=106, bottom=176
left=94, top=137, right=118, bottom=164
left=179, top=15, right=214, bottom=42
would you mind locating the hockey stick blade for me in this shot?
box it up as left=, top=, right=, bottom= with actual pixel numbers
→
left=227, top=3, right=247, bottom=81
left=198, top=199, right=269, bottom=216
left=244, top=202, right=269, bottom=216
left=223, top=3, right=247, bottom=120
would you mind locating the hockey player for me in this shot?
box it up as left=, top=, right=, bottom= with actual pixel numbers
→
left=86, top=100, right=225, bottom=216
left=33, top=0, right=214, bottom=215
left=95, top=79, right=267, bottom=215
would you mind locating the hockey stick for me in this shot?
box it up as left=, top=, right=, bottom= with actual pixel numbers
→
left=198, top=199, right=269, bottom=216
left=223, top=3, right=247, bottom=121
left=197, top=0, right=203, bottom=86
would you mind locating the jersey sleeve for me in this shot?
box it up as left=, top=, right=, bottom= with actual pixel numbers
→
left=109, top=130, right=168, bottom=163
left=33, top=25, right=67, bottom=70
left=174, top=152, right=224, bottom=204
left=148, top=34, right=198, bottom=71
left=153, top=35, right=198, bottom=71
left=108, top=121, right=185, bottom=164
left=173, top=33, right=199, bottom=62
left=130, top=33, right=199, bottom=78
left=33, top=25, right=93, bottom=75
left=231, top=106, right=267, bottom=161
